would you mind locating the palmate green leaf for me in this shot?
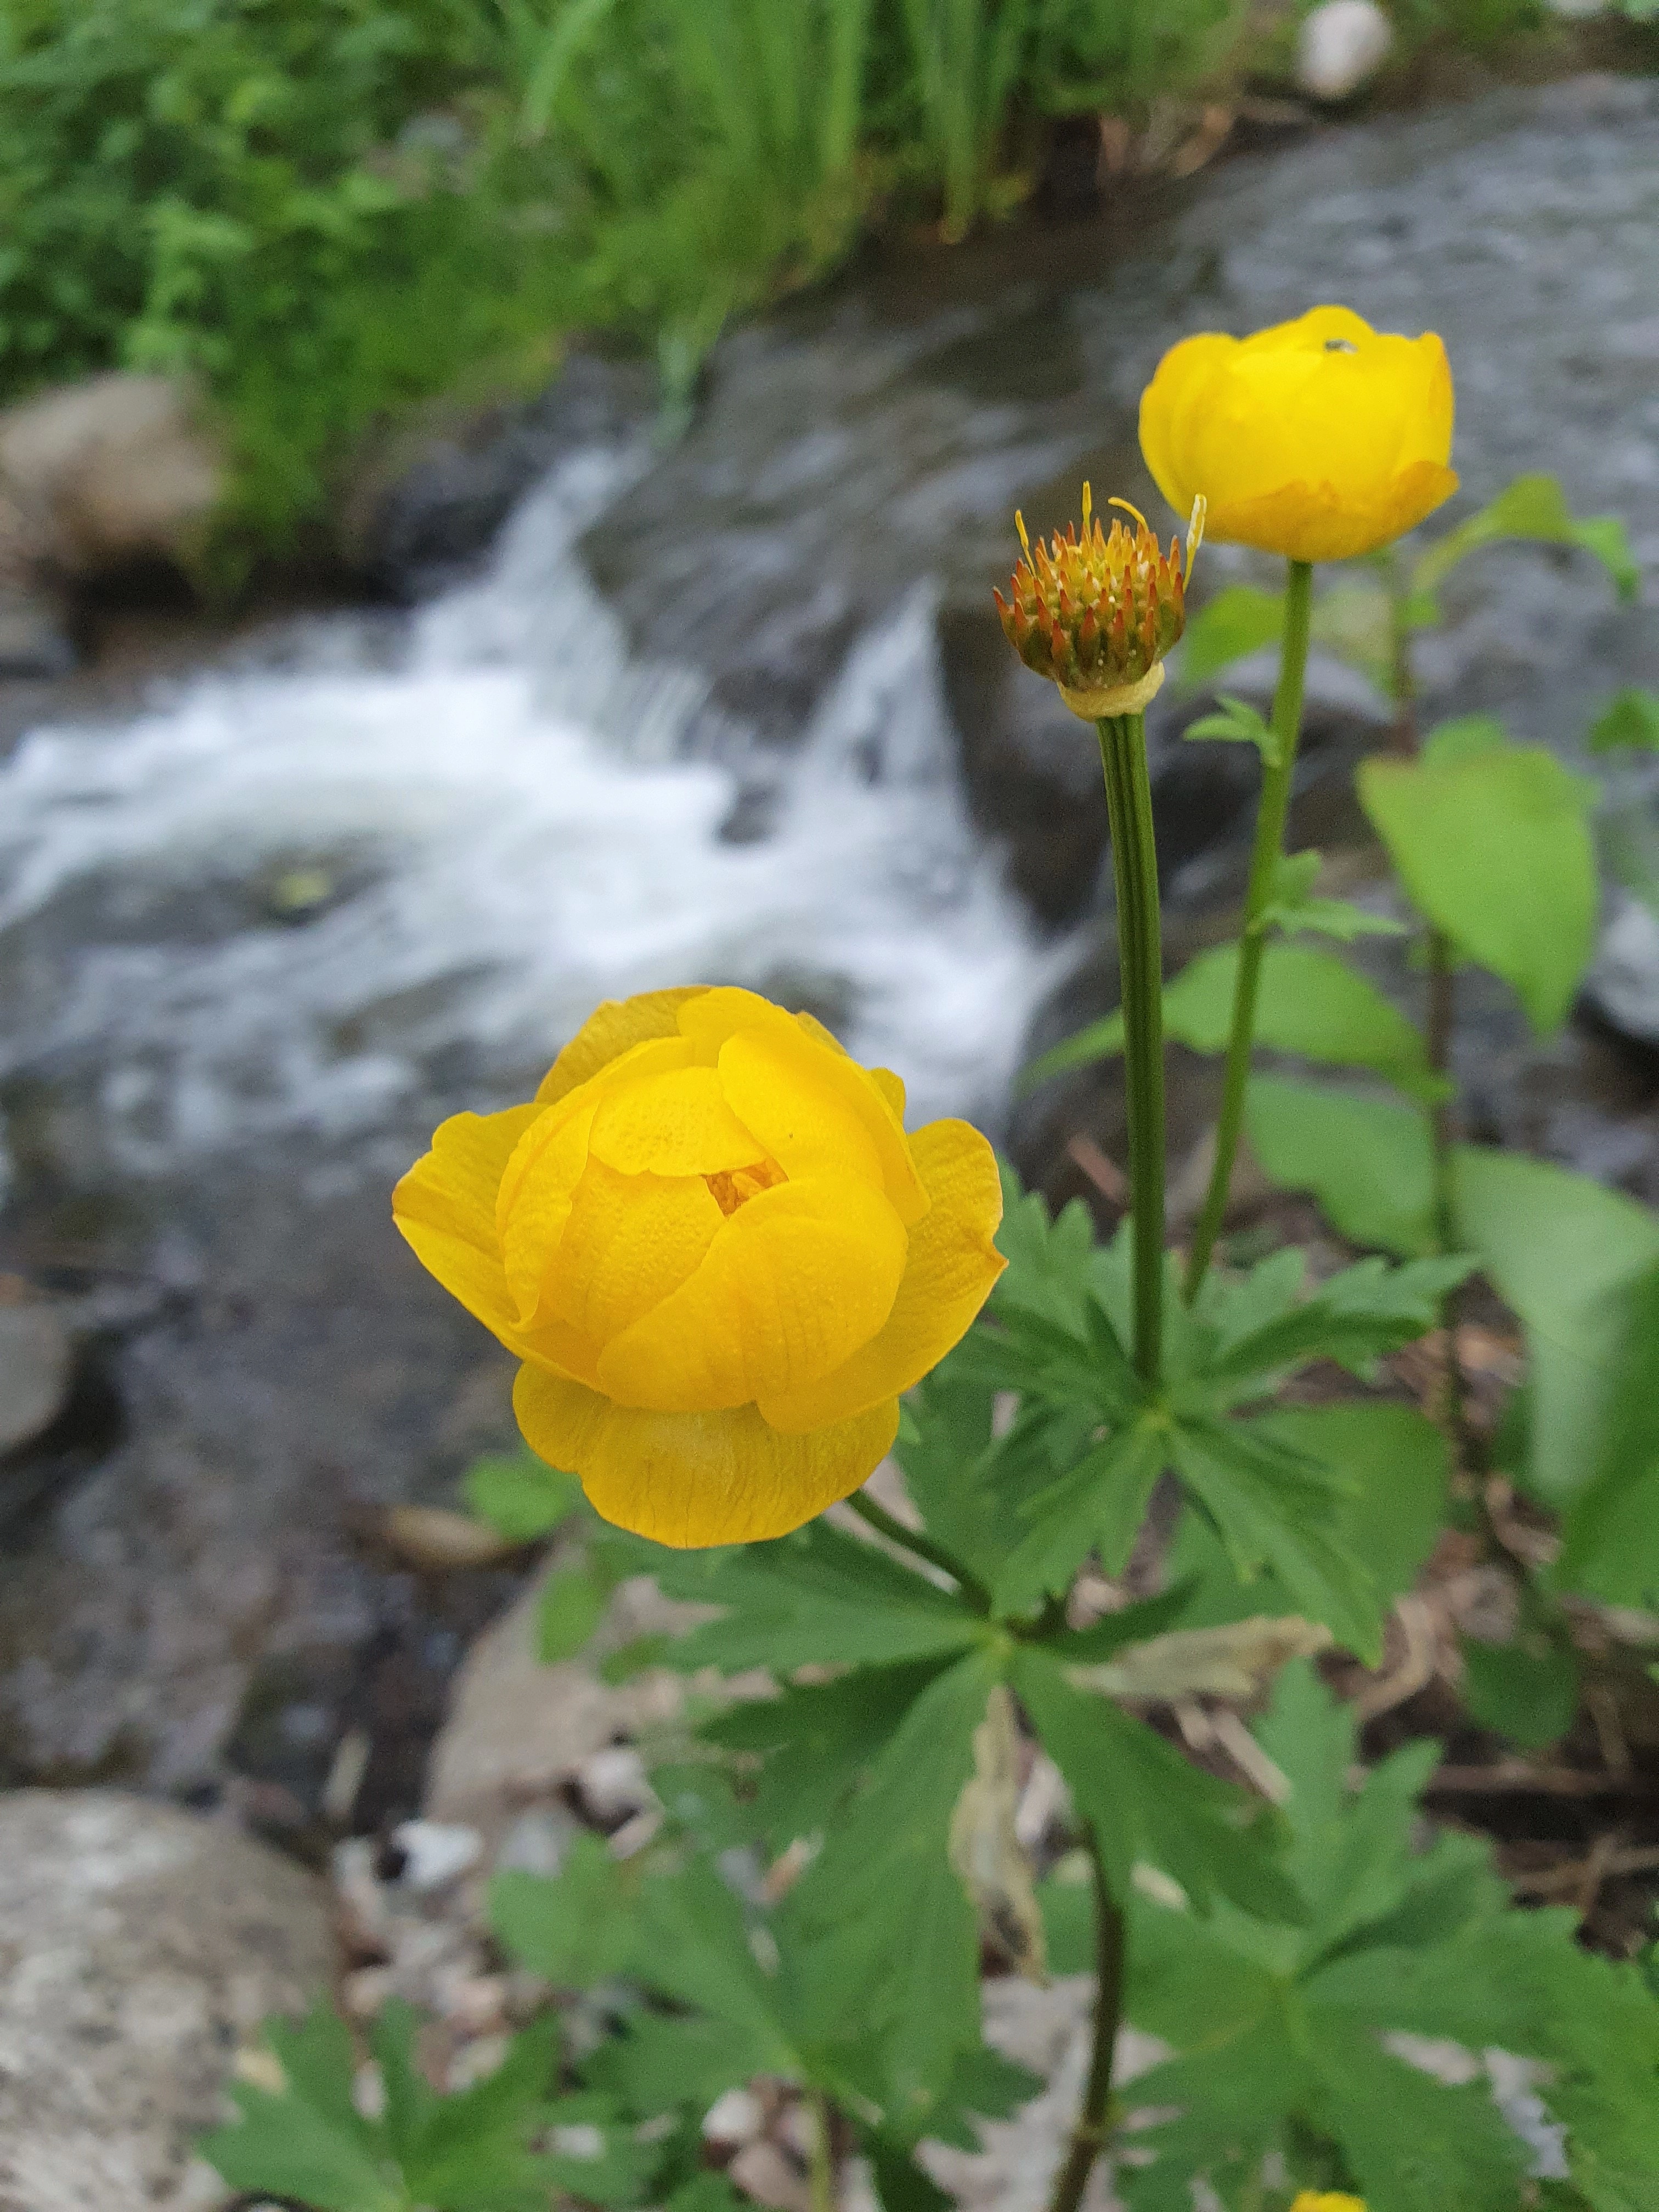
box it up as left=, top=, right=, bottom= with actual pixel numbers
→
left=200, top=2000, right=404, bottom=2212
left=1167, top=1405, right=1448, bottom=1635
left=202, top=2002, right=566, bottom=2212
left=488, top=1832, right=636, bottom=1989
left=1023, top=941, right=1440, bottom=1098
left=1358, top=726, right=1599, bottom=1034
left=1588, top=686, right=1659, bottom=754
left=990, top=1159, right=1097, bottom=1327
left=1169, top=1418, right=1383, bottom=1661
left=698, top=1658, right=952, bottom=1849
left=1245, top=1076, right=1436, bottom=1256
left=785, top=1649, right=1001, bottom=2130
left=1011, top=1647, right=1300, bottom=1922
left=1452, top=1145, right=1659, bottom=1509
left=1412, top=471, right=1641, bottom=603
left=538, top=2092, right=658, bottom=2208
left=1198, top=1252, right=1472, bottom=1392
left=991, top=1418, right=1171, bottom=1615
left=1182, top=691, right=1282, bottom=765
left=1176, top=583, right=1285, bottom=686
left=628, top=1517, right=983, bottom=1674
left=1119, top=1663, right=1659, bottom=2211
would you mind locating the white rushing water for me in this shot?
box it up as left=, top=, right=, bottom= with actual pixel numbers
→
left=0, top=444, right=1065, bottom=1181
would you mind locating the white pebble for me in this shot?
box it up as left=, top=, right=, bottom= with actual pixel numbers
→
left=390, top=1818, right=483, bottom=1892
left=1296, top=0, right=1394, bottom=100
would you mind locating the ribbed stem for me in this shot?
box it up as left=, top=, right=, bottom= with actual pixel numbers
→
left=1182, top=558, right=1315, bottom=1303
left=1044, top=1831, right=1125, bottom=2212
left=1096, top=713, right=1165, bottom=1389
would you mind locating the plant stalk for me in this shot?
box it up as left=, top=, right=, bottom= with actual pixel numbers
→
left=1045, top=1829, right=1125, bottom=2212
left=844, top=1490, right=991, bottom=1611
left=1425, top=926, right=1469, bottom=1455
left=1182, top=558, right=1316, bottom=1303
left=1096, top=712, right=1166, bottom=1389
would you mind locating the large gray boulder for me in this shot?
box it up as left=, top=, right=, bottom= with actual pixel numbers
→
left=0, top=1790, right=331, bottom=2212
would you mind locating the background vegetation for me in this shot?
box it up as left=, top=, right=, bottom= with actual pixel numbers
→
left=0, top=0, right=1618, bottom=574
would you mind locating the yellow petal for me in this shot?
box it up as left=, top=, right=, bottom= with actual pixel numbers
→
left=589, top=1063, right=765, bottom=1178
left=552, top=1155, right=725, bottom=1345
left=514, top=1363, right=899, bottom=1547
left=535, top=986, right=708, bottom=1105
left=715, top=1016, right=929, bottom=1226
left=595, top=1174, right=907, bottom=1411
left=870, top=1066, right=906, bottom=1120
left=759, top=1118, right=1006, bottom=1431
left=498, top=1096, right=598, bottom=1323
left=1208, top=459, right=1459, bottom=565
left=393, top=1102, right=544, bottom=1347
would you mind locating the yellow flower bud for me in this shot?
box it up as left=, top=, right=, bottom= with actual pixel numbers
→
left=1139, top=305, right=1458, bottom=564
left=393, top=987, right=1006, bottom=1547
left=995, top=483, right=1203, bottom=720
left=1288, top=2194, right=1366, bottom=2212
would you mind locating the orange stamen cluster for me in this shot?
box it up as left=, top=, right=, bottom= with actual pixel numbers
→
left=994, top=486, right=1191, bottom=695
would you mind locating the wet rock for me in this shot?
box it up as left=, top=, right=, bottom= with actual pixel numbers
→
left=1587, top=894, right=1659, bottom=1048
left=0, top=1298, right=72, bottom=1457
left=0, top=1788, right=330, bottom=2212
left=0, top=374, right=222, bottom=588
left=0, top=585, right=75, bottom=678
left=1297, top=1, right=1394, bottom=101
left=345, top=352, right=656, bottom=597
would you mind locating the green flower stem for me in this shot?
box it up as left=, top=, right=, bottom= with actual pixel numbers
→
left=1045, top=1828, right=1125, bottom=2212
left=1182, top=557, right=1315, bottom=1304
left=1096, top=712, right=1166, bottom=1389
left=844, top=1490, right=992, bottom=1612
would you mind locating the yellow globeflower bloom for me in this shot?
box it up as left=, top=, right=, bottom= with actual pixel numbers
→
left=393, top=986, right=1006, bottom=1547
left=1288, top=2195, right=1366, bottom=2211
left=1139, top=305, right=1457, bottom=564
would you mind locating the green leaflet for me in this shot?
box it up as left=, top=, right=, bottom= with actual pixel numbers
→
left=462, top=1447, right=583, bottom=1544
left=1260, top=848, right=1407, bottom=943
left=200, top=2005, right=567, bottom=2212
left=1170, top=1419, right=1381, bottom=1662
left=1553, top=1258, right=1659, bottom=1607
left=1461, top=1633, right=1581, bottom=1750
left=1022, top=941, right=1443, bottom=1099
left=1167, top=1403, right=1448, bottom=1635
left=698, top=1658, right=955, bottom=1848
left=1589, top=686, right=1659, bottom=754
left=1175, top=583, right=1285, bottom=686
left=1245, top=1076, right=1436, bottom=1256
left=1451, top=1146, right=1659, bottom=1509
left=991, top=1418, right=1170, bottom=1613
left=1010, top=1647, right=1300, bottom=1921
left=620, top=1517, right=983, bottom=1674
left=1181, top=691, right=1281, bottom=765
left=1411, top=471, right=1640, bottom=603
left=489, top=1832, right=637, bottom=1989
left=1198, top=1252, right=1473, bottom=1390
left=1359, top=727, right=1598, bottom=1035
left=784, top=1648, right=1003, bottom=2126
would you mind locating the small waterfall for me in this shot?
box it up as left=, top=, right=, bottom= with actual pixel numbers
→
left=0, top=442, right=1064, bottom=1190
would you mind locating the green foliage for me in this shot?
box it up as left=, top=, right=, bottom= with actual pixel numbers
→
left=1025, top=940, right=1442, bottom=1100
left=1462, top=1629, right=1581, bottom=1750
left=1245, top=1076, right=1437, bottom=1256
left=1359, top=720, right=1599, bottom=1035
left=1182, top=692, right=1282, bottom=766
left=1116, top=1663, right=1659, bottom=2211
left=1412, top=472, right=1641, bottom=607
left=462, top=1446, right=582, bottom=1544
left=1028, top=0, right=1237, bottom=115
left=200, top=2002, right=586, bottom=2211
left=1259, top=850, right=1407, bottom=945
left=1589, top=687, right=1659, bottom=755
left=1177, top=584, right=1285, bottom=688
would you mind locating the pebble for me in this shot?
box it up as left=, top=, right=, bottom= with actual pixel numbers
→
left=1296, top=0, right=1394, bottom=100
left=703, top=2086, right=765, bottom=2145
left=390, top=1817, right=484, bottom=1892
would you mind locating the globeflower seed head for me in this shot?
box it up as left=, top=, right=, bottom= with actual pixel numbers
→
left=995, top=484, right=1205, bottom=720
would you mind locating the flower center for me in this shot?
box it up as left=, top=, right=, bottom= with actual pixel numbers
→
left=704, top=1157, right=787, bottom=1216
